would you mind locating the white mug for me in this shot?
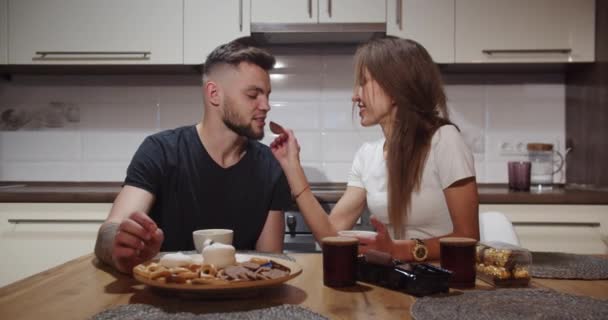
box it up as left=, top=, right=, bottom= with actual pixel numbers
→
left=338, top=230, right=378, bottom=239
left=192, top=229, right=233, bottom=253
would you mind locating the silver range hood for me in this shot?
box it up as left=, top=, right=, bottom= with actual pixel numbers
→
left=251, top=23, right=386, bottom=45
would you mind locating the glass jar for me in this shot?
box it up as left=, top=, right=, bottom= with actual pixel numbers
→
left=527, top=143, right=564, bottom=188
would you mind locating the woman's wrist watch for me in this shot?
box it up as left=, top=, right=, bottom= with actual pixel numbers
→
left=411, top=238, right=428, bottom=262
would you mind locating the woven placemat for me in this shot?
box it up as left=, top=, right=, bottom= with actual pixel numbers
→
left=92, top=304, right=327, bottom=320
left=411, top=288, right=608, bottom=320
left=530, top=252, right=608, bottom=279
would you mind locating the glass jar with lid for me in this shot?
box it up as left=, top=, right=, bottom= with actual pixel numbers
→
left=527, top=143, right=564, bottom=189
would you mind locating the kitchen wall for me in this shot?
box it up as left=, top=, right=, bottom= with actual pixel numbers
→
left=0, top=51, right=566, bottom=183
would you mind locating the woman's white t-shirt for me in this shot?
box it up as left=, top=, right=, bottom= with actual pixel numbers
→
left=347, top=125, right=475, bottom=240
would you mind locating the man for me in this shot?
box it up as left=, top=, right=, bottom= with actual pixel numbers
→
left=94, top=38, right=292, bottom=274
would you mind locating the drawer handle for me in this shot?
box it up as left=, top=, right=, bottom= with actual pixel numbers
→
left=513, top=221, right=600, bottom=227
left=8, top=219, right=105, bottom=224
left=33, top=51, right=151, bottom=61
left=482, top=49, right=572, bottom=55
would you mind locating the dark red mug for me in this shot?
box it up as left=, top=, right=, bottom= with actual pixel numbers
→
left=439, top=237, right=478, bottom=288
left=322, top=236, right=359, bottom=287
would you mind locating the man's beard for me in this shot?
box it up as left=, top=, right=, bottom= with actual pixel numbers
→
left=222, top=100, right=264, bottom=141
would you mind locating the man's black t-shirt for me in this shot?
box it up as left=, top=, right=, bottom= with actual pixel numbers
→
left=124, top=125, right=292, bottom=251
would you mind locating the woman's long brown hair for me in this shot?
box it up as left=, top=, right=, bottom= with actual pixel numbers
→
left=354, top=37, right=453, bottom=239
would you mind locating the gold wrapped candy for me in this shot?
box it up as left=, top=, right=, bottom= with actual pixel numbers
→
left=475, top=242, right=531, bottom=287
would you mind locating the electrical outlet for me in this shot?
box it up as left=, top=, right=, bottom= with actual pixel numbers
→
left=499, top=141, right=527, bottom=156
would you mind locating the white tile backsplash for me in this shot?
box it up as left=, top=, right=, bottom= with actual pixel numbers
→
left=269, top=74, right=322, bottom=101
left=267, top=101, right=321, bottom=130
left=322, top=131, right=383, bottom=162
left=0, top=131, right=81, bottom=161
left=322, top=162, right=353, bottom=183
left=289, top=131, right=324, bottom=163
left=301, top=162, right=330, bottom=182
left=81, top=162, right=129, bottom=181
left=82, top=131, right=150, bottom=161
left=486, top=84, right=565, bottom=133
left=80, top=103, right=159, bottom=130
left=159, top=103, right=202, bottom=130
left=0, top=162, right=81, bottom=181
left=0, top=53, right=566, bottom=183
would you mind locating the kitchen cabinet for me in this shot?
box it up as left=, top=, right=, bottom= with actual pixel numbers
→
left=386, top=0, right=454, bottom=63
left=184, top=0, right=251, bottom=65
left=251, top=0, right=385, bottom=24
left=252, top=0, right=318, bottom=24
left=8, top=0, right=183, bottom=65
left=455, top=0, right=595, bottom=63
left=0, top=0, right=7, bottom=64
left=480, top=204, right=608, bottom=254
left=318, top=0, right=385, bottom=23
left=0, top=203, right=110, bottom=287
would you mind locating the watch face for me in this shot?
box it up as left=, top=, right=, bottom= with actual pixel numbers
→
left=414, top=247, right=426, bottom=259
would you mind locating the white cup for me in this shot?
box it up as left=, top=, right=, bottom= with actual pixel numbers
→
left=337, top=230, right=378, bottom=239
left=193, top=229, right=233, bottom=253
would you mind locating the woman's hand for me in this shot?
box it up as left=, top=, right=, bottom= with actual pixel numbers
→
left=269, top=128, right=301, bottom=170
left=357, top=215, right=396, bottom=257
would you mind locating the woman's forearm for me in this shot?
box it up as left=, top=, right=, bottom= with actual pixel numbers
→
left=283, top=164, right=338, bottom=243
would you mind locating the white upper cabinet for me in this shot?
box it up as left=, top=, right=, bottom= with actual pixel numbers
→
left=455, top=0, right=595, bottom=63
left=318, top=0, right=386, bottom=23
left=184, top=0, right=251, bottom=65
left=386, top=0, right=454, bottom=63
left=8, top=0, right=183, bottom=65
left=0, top=0, right=7, bottom=64
left=252, top=0, right=385, bottom=24
left=252, top=0, right=318, bottom=24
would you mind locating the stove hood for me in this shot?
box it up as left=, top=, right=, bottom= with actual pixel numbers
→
left=250, top=23, right=386, bottom=45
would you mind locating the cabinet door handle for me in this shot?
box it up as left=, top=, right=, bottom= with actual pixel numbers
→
left=328, top=0, right=332, bottom=18
left=513, top=221, right=600, bottom=227
left=8, top=219, right=105, bottom=224
left=308, top=0, right=312, bottom=18
left=482, top=49, right=572, bottom=55
left=396, top=0, right=403, bottom=30
left=33, top=51, right=151, bottom=61
left=239, top=0, right=243, bottom=31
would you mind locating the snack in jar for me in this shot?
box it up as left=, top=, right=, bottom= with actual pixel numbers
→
left=476, top=241, right=531, bottom=287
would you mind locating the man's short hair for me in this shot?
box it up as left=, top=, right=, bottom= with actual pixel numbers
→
left=203, top=37, right=275, bottom=80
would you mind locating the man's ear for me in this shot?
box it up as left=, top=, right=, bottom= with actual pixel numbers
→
left=204, top=81, right=221, bottom=107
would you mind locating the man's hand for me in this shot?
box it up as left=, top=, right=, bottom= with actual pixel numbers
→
left=111, top=211, right=164, bottom=274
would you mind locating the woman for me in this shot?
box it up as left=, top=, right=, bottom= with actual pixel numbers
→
left=270, top=37, right=479, bottom=261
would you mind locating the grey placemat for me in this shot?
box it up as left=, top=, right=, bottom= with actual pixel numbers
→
left=411, top=288, right=608, bottom=320
left=530, top=252, right=608, bottom=279
left=92, top=304, right=328, bottom=320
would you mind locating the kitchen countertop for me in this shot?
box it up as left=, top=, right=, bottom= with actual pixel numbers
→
left=1, top=181, right=608, bottom=205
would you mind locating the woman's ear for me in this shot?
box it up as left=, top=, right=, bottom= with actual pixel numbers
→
left=204, top=81, right=221, bottom=107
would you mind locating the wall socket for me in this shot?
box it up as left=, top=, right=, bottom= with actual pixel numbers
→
left=499, top=141, right=528, bottom=155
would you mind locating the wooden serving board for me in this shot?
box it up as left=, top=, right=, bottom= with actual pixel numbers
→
left=132, top=254, right=302, bottom=293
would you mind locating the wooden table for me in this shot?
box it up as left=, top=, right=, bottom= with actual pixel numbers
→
left=1, top=253, right=607, bottom=320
